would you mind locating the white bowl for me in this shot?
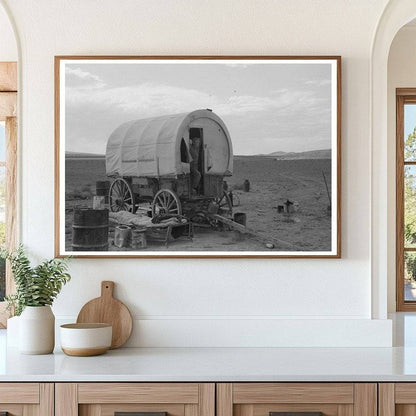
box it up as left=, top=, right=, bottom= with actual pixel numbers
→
left=60, top=323, right=112, bottom=356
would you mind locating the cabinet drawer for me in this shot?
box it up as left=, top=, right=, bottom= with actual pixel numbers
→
left=0, top=383, right=53, bottom=416
left=379, top=383, right=416, bottom=416
left=56, top=383, right=215, bottom=416
left=78, top=383, right=200, bottom=404
left=217, top=383, right=376, bottom=416
left=0, top=383, right=39, bottom=404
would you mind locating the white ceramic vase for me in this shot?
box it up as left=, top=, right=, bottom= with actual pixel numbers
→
left=19, top=306, right=55, bottom=354
left=6, top=315, right=20, bottom=347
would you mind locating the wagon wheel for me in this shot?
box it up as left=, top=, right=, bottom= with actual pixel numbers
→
left=215, top=191, right=233, bottom=218
left=152, top=189, right=182, bottom=217
left=109, top=178, right=136, bottom=213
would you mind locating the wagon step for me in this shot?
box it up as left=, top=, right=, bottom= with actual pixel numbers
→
left=208, top=214, right=296, bottom=250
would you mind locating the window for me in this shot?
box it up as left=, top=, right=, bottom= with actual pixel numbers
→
left=0, top=121, right=5, bottom=301
left=396, top=89, right=416, bottom=310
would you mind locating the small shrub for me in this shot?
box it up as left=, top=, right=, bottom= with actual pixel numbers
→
left=0, top=245, right=71, bottom=316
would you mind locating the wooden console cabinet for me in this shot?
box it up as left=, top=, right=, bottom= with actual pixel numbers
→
left=0, top=381, right=404, bottom=416
left=0, top=383, right=53, bottom=416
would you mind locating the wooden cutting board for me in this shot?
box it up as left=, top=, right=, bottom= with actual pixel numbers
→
left=76, top=281, right=133, bottom=349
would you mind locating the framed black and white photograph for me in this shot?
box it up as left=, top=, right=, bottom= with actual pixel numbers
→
left=55, top=56, right=341, bottom=258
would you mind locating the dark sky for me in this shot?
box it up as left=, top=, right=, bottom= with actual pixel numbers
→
left=63, top=59, right=335, bottom=155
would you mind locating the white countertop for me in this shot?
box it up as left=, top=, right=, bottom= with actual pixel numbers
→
left=3, top=313, right=416, bottom=382
left=1, top=327, right=416, bottom=382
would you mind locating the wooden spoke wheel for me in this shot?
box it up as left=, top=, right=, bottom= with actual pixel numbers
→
left=109, top=178, right=136, bottom=213
left=215, top=191, right=233, bottom=218
left=152, top=189, right=182, bottom=217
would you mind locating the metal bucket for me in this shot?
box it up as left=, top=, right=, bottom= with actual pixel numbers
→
left=132, top=228, right=147, bottom=249
left=114, top=225, right=132, bottom=248
left=92, top=195, right=106, bottom=210
left=72, top=208, right=109, bottom=251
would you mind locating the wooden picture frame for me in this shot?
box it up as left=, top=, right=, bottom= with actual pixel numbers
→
left=55, top=56, right=341, bottom=258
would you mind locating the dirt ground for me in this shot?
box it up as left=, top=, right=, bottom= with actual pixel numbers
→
left=64, top=156, right=332, bottom=253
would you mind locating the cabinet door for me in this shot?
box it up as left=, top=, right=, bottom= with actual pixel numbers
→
left=217, top=383, right=377, bottom=416
left=379, top=383, right=416, bottom=416
left=56, top=383, right=215, bottom=416
left=0, top=383, right=53, bottom=416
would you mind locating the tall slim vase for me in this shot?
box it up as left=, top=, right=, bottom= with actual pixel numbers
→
left=19, top=306, right=55, bottom=354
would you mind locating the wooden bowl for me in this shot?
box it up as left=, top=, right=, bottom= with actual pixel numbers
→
left=60, top=323, right=112, bottom=356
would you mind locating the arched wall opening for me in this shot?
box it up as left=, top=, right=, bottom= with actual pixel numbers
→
left=386, top=19, right=416, bottom=313
left=371, top=0, right=416, bottom=319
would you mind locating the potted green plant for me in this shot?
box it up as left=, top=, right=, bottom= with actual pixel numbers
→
left=1, top=245, right=71, bottom=354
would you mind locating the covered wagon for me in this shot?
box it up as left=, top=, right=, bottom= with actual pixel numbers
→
left=105, top=109, right=233, bottom=220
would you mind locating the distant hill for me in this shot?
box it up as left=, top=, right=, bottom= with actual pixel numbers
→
left=251, top=149, right=331, bottom=160
left=65, top=151, right=105, bottom=159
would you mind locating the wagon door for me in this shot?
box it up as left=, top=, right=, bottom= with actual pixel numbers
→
left=190, top=119, right=230, bottom=198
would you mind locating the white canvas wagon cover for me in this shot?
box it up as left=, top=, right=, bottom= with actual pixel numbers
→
left=106, top=109, right=233, bottom=178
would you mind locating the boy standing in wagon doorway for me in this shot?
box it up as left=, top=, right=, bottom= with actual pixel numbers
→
left=189, top=136, right=202, bottom=195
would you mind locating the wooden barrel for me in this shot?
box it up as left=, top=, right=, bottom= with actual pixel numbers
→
left=96, top=181, right=110, bottom=196
left=96, top=181, right=110, bottom=203
left=72, top=208, right=109, bottom=251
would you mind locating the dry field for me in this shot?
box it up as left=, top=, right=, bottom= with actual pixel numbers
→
left=64, top=156, right=332, bottom=253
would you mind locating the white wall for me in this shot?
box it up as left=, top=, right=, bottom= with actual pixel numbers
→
left=0, top=4, right=16, bottom=61
left=0, top=0, right=393, bottom=346
left=387, top=25, right=416, bottom=312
